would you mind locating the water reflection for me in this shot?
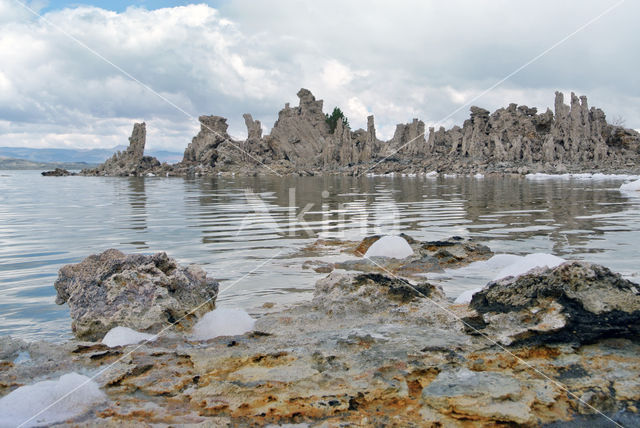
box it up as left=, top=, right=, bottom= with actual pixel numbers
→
left=0, top=171, right=639, bottom=341
left=123, top=177, right=148, bottom=249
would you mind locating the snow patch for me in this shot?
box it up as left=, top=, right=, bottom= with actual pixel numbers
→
left=0, top=372, right=105, bottom=428
left=364, top=235, right=414, bottom=259
left=102, top=326, right=157, bottom=347
left=620, top=179, right=640, bottom=193
left=496, top=253, right=565, bottom=279
left=527, top=173, right=640, bottom=181
left=190, top=308, right=256, bottom=341
left=450, top=253, right=565, bottom=303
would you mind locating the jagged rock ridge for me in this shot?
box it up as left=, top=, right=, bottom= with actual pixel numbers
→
left=78, top=90, right=640, bottom=176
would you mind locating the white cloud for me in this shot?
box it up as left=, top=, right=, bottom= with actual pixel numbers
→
left=0, top=0, right=638, bottom=152
left=322, top=60, right=354, bottom=89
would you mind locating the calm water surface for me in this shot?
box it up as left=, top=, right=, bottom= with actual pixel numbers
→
left=1, top=170, right=639, bottom=342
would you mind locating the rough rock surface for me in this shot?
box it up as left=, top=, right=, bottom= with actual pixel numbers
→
left=72, top=89, right=640, bottom=177
left=313, top=272, right=445, bottom=315
left=54, top=249, right=219, bottom=341
left=2, top=265, right=640, bottom=426
left=81, top=123, right=161, bottom=177
left=467, top=261, right=640, bottom=346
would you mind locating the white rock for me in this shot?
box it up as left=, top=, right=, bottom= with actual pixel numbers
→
left=101, top=326, right=157, bottom=348
left=364, top=236, right=414, bottom=259
left=190, top=308, right=255, bottom=341
left=0, top=372, right=105, bottom=428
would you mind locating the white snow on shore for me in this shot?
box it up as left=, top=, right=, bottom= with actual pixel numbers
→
left=620, top=179, right=640, bottom=193
left=364, top=235, right=414, bottom=259
left=527, top=173, right=640, bottom=181
left=190, top=308, right=256, bottom=341
left=102, top=326, right=157, bottom=347
left=0, top=373, right=105, bottom=428
left=451, top=253, right=566, bottom=303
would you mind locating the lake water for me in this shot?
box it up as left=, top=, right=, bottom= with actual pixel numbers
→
left=1, top=170, right=639, bottom=342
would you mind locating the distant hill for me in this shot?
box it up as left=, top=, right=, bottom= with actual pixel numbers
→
left=0, top=157, right=96, bottom=170
left=0, top=146, right=183, bottom=164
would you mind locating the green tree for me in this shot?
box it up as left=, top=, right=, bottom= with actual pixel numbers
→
left=325, top=107, right=349, bottom=134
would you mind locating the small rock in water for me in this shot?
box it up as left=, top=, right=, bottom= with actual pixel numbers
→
left=0, top=372, right=105, bottom=427
left=101, top=326, right=157, bottom=347
left=41, top=168, right=74, bottom=176
left=190, top=308, right=256, bottom=341
left=363, top=235, right=414, bottom=259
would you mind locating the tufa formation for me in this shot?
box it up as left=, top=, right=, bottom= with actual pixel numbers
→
left=78, top=90, right=640, bottom=176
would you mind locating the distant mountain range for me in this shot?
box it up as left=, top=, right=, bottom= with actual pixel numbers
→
left=0, top=156, right=97, bottom=170
left=0, top=146, right=183, bottom=165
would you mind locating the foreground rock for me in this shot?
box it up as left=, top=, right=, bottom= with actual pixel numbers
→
left=2, top=266, right=640, bottom=426
left=54, top=249, right=219, bottom=341
left=81, top=123, right=162, bottom=177
left=466, top=261, right=640, bottom=346
left=75, top=89, right=640, bottom=177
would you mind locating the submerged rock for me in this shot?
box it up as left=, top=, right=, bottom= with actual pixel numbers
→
left=54, top=249, right=219, bottom=341
left=467, top=261, right=640, bottom=345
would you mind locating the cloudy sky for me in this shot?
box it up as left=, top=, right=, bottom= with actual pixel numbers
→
left=0, top=0, right=638, bottom=152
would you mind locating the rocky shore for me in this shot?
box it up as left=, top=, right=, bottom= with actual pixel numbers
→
left=42, top=89, right=639, bottom=178
left=1, top=236, right=639, bottom=426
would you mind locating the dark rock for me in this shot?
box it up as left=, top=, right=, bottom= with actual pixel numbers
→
left=467, top=261, right=640, bottom=345
left=41, top=168, right=74, bottom=176
left=54, top=249, right=219, bottom=341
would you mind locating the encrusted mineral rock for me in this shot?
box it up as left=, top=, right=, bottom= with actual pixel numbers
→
left=467, top=261, right=640, bottom=345
left=313, top=272, right=444, bottom=315
left=54, top=249, right=219, bottom=341
left=74, top=89, right=640, bottom=177
left=82, top=122, right=161, bottom=177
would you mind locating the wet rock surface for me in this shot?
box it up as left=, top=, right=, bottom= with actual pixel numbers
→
left=54, top=249, right=219, bottom=341
left=466, top=261, right=640, bottom=346
left=68, top=89, right=640, bottom=177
